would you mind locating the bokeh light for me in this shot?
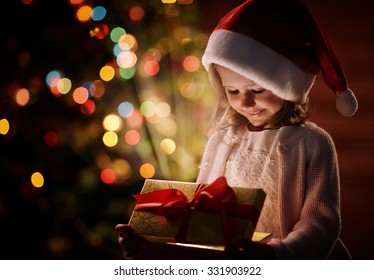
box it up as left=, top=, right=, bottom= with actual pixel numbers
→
left=119, top=67, right=136, bottom=80
left=116, top=51, right=137, bottom=68
left=99, top=65, right=115, bottom=81
left=15, top=88, right=30, bottom=106
left=92, top=6, right=106, bottom=21
left=90, top=23, right=109, bottom=39
left=76, top=5, right=93, bottom=22
left=81, top=99, right=96, bottom=115
left=125, top=109, right=143, bottom=128
left=72, top=87, right=89, bottom=104
left=139, top=163, right=155, bottom=178
left=31, top=172, right=44, bottom=188
left=44, top=130, right=58, bottom=146
left=102, top=131, right=118, bottom=147
left=144, top=60, right=160, bottom=76
left=110, top=27, right=126, bottom=43
left=129, top=6, right=145, bottom=22
left=90, top=80, right=106, bottom=98
left=160, top=138, right=176, bottom=155
left=118, top=101, right=134, bottom=118
left=102, top=114, right=122, bottom=131
left=124, top=129, right=141, bottom=145
left=100, top=168, right=116, bottom=184
left=155, top=102, right=171, bottom=118
left=182, top=55, right=200, bottom=72
left=0, top=119, right=10, bottom=135
left=57, top=78, right=72, bottom=94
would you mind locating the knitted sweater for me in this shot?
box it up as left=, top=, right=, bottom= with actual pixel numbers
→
left=196, top=122, right=350, bottom=259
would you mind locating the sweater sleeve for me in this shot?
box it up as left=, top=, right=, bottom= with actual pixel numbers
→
left=268, top=125, right=341, bottom=259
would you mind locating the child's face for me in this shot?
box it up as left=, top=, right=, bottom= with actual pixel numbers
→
left=216, top=65, right=285, bottom=129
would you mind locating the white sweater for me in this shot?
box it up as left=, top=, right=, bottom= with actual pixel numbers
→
left=197, top=122, right=350, bottom=259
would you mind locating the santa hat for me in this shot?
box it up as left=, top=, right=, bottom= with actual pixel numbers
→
left=202, top=0, right=358, bottom=117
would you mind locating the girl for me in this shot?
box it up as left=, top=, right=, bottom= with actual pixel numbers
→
left=116, top=0, right=357, bottom=259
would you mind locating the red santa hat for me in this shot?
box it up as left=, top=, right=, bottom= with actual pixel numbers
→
left=202, top=0, right=358, bottom=117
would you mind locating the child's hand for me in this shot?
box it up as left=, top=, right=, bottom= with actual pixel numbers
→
left=115, top=224, right=148, bottom=259
left=225, top=238, right=276, bottom=260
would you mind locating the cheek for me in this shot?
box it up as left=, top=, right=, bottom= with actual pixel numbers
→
left=263, top=95, right=284, bottom=112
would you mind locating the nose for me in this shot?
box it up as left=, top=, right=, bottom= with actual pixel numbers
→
left=240, top=92, right=256, bottom=107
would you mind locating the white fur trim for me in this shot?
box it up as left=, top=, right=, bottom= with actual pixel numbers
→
left=202, top=29, right=316, bottom=103
left=335, top=88, right=358, bottom=117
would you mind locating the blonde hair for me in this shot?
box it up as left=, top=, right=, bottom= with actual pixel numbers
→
left=208, top=64, right=312, bottom=131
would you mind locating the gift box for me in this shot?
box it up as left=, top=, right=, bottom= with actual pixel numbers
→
left=128, top=176, right=266, bottom=248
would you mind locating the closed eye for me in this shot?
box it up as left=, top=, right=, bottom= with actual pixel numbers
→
left=225, top=89, right=239, bottom=95
left=251, top=89, right=265, bottom=94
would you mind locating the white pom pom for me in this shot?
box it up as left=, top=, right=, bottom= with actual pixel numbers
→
left=335, top=88, right=358, bottom=117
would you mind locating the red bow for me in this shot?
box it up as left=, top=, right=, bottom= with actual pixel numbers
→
left=132, top=177, right=259, bottom=244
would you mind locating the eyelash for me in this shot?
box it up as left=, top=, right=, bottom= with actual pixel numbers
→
left=225, top=89, right=265, bottom=95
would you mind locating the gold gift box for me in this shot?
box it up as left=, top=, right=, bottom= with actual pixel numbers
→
left=128, top=178, right=267, bottom=249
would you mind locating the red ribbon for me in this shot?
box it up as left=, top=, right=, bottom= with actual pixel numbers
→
left=132, top=176, right=260, bottom=244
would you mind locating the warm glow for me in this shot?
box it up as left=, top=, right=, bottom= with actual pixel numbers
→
left=183, top=55, right=200, bottom=72
left=57, top=78, right=72, bottom=94
left=0, top=119, right=10, bottom=135
left=155, top=102, right=171, bottom=118
left=44, top=130, right=58, bottom=146
left=15, top=88, right=30, bottom=106
left=100, top=168, right=117, bottom=184
left=139, top=163, right=155, bottom=178
left=102, top=131, right=118, bottom=147
left=160, top=138, right=176, bottom=155
left=117, top=51, right=137, bottom=68
left=72, top=87, right=89, bottom=104
left=124, top=130, right=141, bottom=145
left=76, top=5, right=93, bottom=22
left=31, top=172, right=44, bottom=188
left=129, top=6, right=145, bottom=22
left=99, top=65, right=115, bottom=81
left=144, top=60, right=160, bottom=76
left=81, top=99, right=96, bottom=115
left=90, top=80, right=106, bottom=98
left=102, top=114, right=122, bottom=131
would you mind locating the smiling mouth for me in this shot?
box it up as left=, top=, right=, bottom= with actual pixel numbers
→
left=246, top=109, right=265, bottom=118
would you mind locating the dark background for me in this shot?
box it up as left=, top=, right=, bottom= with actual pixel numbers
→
left=1, top=0, right=373, bottom=259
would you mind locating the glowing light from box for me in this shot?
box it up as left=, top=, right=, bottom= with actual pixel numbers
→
left=76, top=5, right=92, bottom=22
left=15, top=88, right=30, bottom=106
left=110, top=27, right=126, bottom=43
left=91, top=6, right=106, bottom=21
left=139, top=163, right=155, bottom=178
left=155, top=102, right=171, bottom=118
left=0, top=119, right=10, bottom=135
left=57, top=78, right=72, bottom=94
left=129, top=6, right=145, bottom=22
left=31, top=172, right=44, bottom=188
left=99, top=65, right=115, bottom=81
left=100, top=168, right=116, bottom=184
left=102, top=131, right=118, bottom=147
left=160, top=138, right=176, bottom=155
left=144, top=60, right=160, bottom=76
left=44, top=130, right=58, bottom=146
left=118, top=101, right=134, bottom=118
left=183, top=55, right=200, bottom=72
left=72, top=87, right=89, bottom=104
left=103, top=114, right=122, bottom=131
left=125, top=129, right=141, bottom=145
left=81, top=99, right=96, bottom=115
left=90, top=24, right=109, bottom=39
